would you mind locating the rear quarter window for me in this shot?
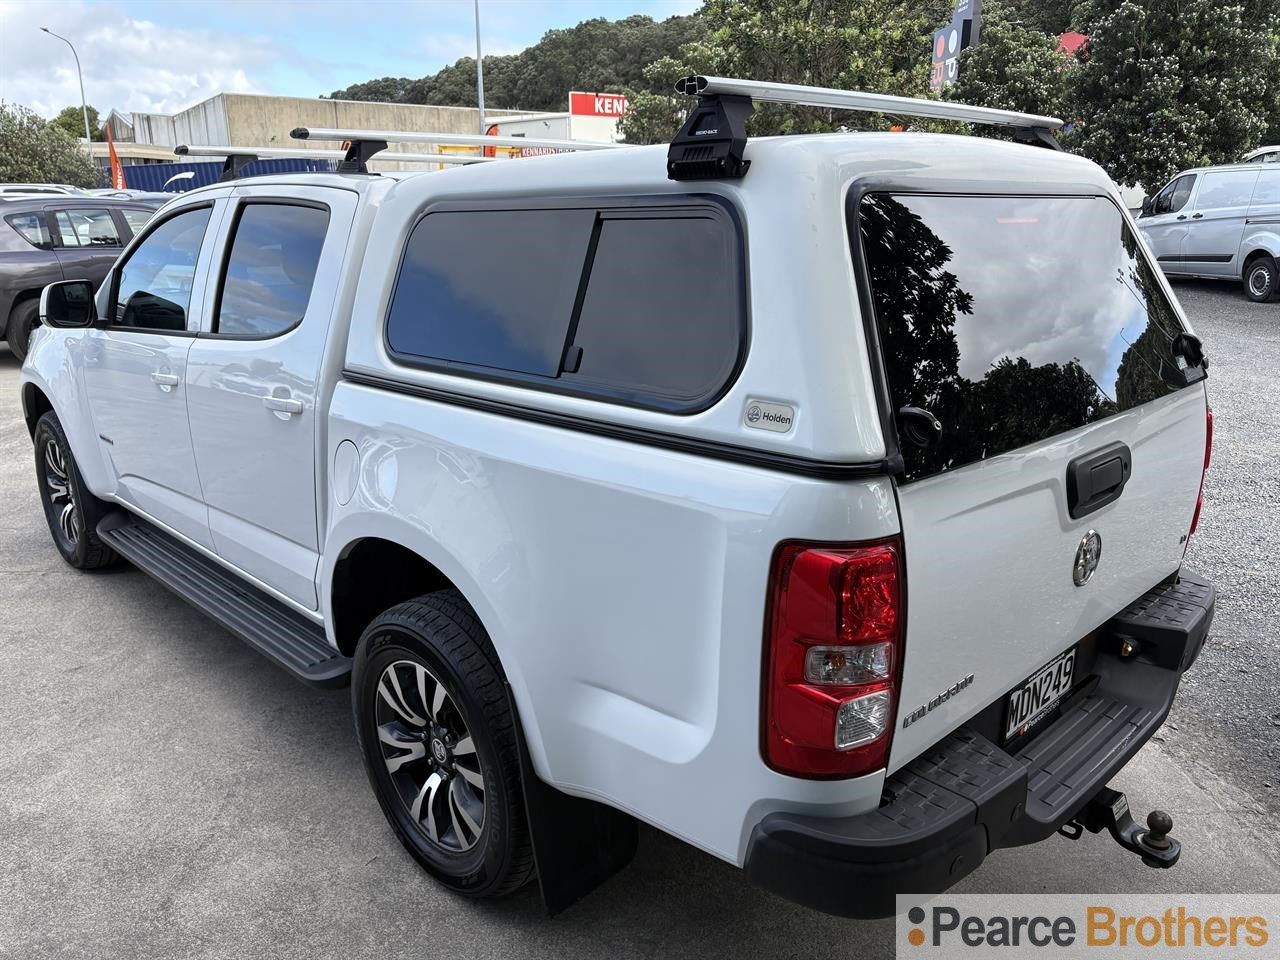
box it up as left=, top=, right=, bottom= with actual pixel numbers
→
left=856, top=192, right=1200, bottom=482
left=5, top=212, right=51, bottom=250
left=385, top=199, right=745, bottom=412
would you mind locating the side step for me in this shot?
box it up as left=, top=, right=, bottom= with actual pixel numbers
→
left=97, top=513, right=351, bottom=687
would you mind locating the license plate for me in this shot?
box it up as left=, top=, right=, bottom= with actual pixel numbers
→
left=1004, top=647, right=1077, bottom=740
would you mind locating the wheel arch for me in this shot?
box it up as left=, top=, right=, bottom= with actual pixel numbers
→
left=5, top=286, right=42, bottom=334
left=1241, top=247, right=1274, bottom=277
left=328, top=535, right=457, bottom=658
left=21, top=380, right=53, bottom=439
left=323, top=521, right=549, bottom=776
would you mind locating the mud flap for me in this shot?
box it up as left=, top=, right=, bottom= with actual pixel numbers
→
left=507, top=685, right=638, bottom=916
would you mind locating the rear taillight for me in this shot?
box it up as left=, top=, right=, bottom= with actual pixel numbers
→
left=763, top=538, right=904, bottom=778
left=1188, top=406, right=1213, bottom=538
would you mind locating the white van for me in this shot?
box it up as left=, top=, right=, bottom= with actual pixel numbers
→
left=1138, top=163, right=1280, bottom=301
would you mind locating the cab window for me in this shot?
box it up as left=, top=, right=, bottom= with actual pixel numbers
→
left=213, top=202, right=330, bottom=338
left=111, top=206, right=213, bottom=332
left=1154, top=175, right=1195, bottom=214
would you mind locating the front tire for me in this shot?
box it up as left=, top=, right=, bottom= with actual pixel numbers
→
left=7, top=299, right=38, bottom=363
left=352, top=590, right=534, bottom=898
left=33, top=412, right=120, bottom=570
left=1244, top=255, right=1280, bottom=303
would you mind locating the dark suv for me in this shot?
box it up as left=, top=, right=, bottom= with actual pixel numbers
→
left=1, top=195, right=158, bottom=361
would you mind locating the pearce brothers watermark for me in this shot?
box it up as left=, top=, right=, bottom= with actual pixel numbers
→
left=896, top=895, right=1279, bottom=958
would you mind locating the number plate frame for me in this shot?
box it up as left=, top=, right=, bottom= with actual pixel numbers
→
left=1003, top=646, right=1078, bottom=742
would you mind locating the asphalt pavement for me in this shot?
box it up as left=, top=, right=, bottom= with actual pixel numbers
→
left=1, top=280, right=1278, bottom=959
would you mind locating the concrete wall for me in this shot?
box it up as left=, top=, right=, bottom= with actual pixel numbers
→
left=120, top=93, right=527, bottom=174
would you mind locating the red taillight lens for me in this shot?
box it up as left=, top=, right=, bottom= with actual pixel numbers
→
left=1189, top=406, right=1213, bottom=538
left=764, top=539, right=904, bottom=778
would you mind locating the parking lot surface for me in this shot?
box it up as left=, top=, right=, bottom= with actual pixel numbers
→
left=2, top=281, right=1278, bottom=960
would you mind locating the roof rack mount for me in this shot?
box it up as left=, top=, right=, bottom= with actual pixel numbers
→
left=667, top=75, right=1065, bottom=182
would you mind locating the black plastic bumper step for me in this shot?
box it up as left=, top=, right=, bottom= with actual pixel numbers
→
left=1016, top=694, right=1157, bottom=826
left=1107, top=569, right=1215, bottom=671
left=97, top=514, right=351, bottom=687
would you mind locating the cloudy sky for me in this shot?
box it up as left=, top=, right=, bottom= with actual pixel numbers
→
left=0, top=0, right=699, bottom=120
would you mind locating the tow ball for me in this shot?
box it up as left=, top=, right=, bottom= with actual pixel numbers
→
left=1057, top=786, right=1181, bottom=868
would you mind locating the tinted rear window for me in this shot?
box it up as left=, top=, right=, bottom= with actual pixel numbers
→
left=858, top=193, right=1196, bottom=482
left=386, top=201, right=744, bottom=412
left=563, top=214, right=741, bottom=404
left=388, top=209, right=594, bottom=377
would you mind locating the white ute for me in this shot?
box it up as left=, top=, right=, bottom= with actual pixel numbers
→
left=21, top=78, right=1216, bottom=918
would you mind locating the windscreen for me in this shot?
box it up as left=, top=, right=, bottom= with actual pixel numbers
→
left=857, top=193, right=1199, bottom=482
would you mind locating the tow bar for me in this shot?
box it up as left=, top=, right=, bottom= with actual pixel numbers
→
left=1058, top=786, right=1181, bottom=868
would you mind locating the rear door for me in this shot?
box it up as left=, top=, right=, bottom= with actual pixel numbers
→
left=184, top=186, right=356, bottom=609
left=1182, top=168, right=1259, bottom=277
left=854, top=192, right=1209, bottom=767
left=1138, top=174, right=1196, bottom=271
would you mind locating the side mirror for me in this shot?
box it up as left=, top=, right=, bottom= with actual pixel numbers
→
left=1140, top=196, right=1154, bottom=217
left=40, top=280, right=97, bottom=328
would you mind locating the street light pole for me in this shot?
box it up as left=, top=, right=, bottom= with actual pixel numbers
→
left=473, top=0, right=486, bottom=135
left=40, top=27, right=92, bottom=146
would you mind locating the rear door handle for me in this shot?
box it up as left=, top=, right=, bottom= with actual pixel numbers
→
left=151, top=372, right=180, bottom=389
left=1191, top=213, right=1203, bottom=219
left=1066, top=441, right=1132, bottom=519
left=263, top=395, right=303, bottom=416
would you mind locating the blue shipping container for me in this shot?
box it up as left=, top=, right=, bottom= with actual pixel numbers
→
left=121, top=158, right=337, bottom=192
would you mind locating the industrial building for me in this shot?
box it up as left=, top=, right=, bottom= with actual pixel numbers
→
left=96, top=90, right=624, bottom=182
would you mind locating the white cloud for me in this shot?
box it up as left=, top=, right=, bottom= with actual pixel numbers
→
left=0, top=0, right=278, bottom=119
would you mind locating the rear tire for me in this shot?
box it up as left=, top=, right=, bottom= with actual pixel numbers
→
left=1244, top=255, right=1280, bottom=303
left=6, top=299, right=38, bottom=363
left=352, top=590, right=534, bottom=898
left=33, top=412, right=120, bottom=569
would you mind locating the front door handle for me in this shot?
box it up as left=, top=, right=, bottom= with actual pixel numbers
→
left=1176, top=214, right=1187, bottom=220
left=263, top=395, right=303, bottom=416
left=151, top=371, right=180, bottom=390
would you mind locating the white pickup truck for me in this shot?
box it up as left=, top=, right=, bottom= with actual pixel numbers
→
left=21, top=78, right=1215, bottom=918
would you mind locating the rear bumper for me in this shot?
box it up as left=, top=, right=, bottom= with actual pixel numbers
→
left=743, top=567, right=1215, bottom=919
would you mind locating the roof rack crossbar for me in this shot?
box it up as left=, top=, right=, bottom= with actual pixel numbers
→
left=291, top=127, right=624, bottom=153
left=174, top=144, right=494, bottom=179
left=668, top=75, right=1065, bottom=181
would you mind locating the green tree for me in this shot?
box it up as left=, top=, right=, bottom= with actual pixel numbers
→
left=327, top=13, right=706, bottom=113
left=0, top=102, right=101, bottom=187
left=620, top=0, right=953, bottom=144
left=947, top=7, right=1072, bottom=125
left=50, top=103, right=103, bottom=141
left=1068, top=0, right=1276, bottom=190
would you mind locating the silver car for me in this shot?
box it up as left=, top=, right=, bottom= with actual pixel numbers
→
left=1138, top=162, right=1280, bottom=302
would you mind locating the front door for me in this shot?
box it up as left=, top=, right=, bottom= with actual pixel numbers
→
left=1181, top=168, right=1259, bottom=278
left=82, top=202, right=221, bottom=549
left=184, top=187, right=355, bottom=609
left=1138, top=173, right=1197, bottom=272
